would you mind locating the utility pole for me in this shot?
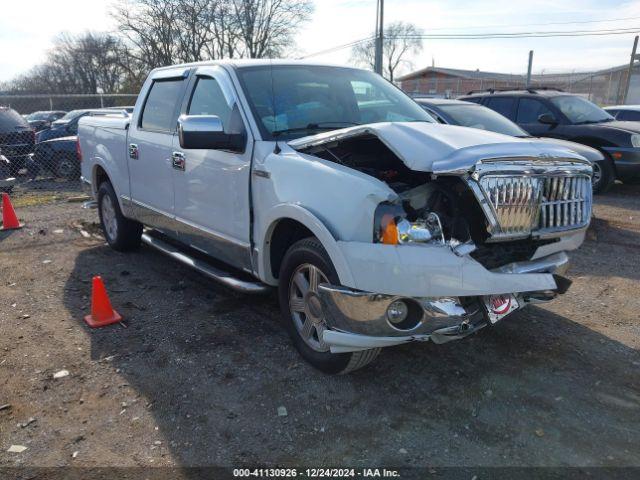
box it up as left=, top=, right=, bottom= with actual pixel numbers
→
left=526, top=50, right=534, bottom=88
left=374, top=0, right=384, bottom=75
left=622, top=35, right=640, bottom=105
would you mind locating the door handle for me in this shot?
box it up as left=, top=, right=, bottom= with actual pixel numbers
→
left=129, top=143, right=138, bottom=160
left=172, top=152, right=186, bottom=171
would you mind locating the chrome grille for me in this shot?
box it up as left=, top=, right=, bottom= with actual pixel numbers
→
left=478, top=174, right=592, bottom=239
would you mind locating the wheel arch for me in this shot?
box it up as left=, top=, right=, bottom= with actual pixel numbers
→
left=258, top=204, right=355, bottom=287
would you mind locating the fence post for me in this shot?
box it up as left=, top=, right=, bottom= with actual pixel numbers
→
left=49, top=97, right=53, bottom=110
left=100, top=94, right=104, bottom=108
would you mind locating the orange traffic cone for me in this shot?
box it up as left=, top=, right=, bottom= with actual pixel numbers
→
left=1, top=193, right=22, bottom=231
left=84, top=276, right=122, bottom=328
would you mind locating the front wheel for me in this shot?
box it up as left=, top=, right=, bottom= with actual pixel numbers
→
left=592, top=158, right=615, bottom=194
left=97, top=181, right=142, bottom=252
left=278, top=237, right=380, bottom=374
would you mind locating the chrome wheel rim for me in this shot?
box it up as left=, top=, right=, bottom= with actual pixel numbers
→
left=592, top=162, right=603, bottom=186
left=101, top=195, right=118, bottom=241
left=289, top=263, right=330, bottom=352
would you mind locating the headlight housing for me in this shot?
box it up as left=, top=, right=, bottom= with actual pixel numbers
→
left=374, top=203, right=444, bottom=245
left=631, top=134, right=640, bottom=148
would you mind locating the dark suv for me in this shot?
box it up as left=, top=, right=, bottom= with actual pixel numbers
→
left=0, top=107, right=35, bottom=175
left=459, top=88, right=640, bottom=192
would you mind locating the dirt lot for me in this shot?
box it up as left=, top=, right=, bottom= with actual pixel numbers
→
left=1, top=183, right=639, bottom=475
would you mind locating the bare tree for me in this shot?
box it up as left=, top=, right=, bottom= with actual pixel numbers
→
left=5, top=32, right=136, bottom=94
left=231, top=0, right=314, bottom=58
left=351, top=22, right=423, bottom=82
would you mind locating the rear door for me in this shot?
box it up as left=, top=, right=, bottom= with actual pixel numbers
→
left=484, top=96, right=517, bottom=121
left=171, top=65, right=254, bottom=271
left=127, top=68, right=190, bottom=233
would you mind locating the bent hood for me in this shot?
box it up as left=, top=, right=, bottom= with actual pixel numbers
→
left=288, top=122, right=587, bottom=173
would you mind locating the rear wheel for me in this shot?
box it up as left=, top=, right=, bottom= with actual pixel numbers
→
left=592, top=158, right=615, bottom=194
left=278, top=237, right=380, bottom=374
left=97, top=181, right=142, bottom=251
left=55, top=155, right=79, bottom=179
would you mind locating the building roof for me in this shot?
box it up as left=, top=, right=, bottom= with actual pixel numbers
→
left=397, top=66, right=524, bottom=82
left=397, top=63, right=639, bottom=84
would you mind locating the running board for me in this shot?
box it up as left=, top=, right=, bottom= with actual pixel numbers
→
left=141, top=233, right=270, bottom=294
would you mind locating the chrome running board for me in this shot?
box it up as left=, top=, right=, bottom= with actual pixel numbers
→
left=141, top=233, right=270, bottom=295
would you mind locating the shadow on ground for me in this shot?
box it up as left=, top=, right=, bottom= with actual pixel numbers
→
left=62, top=243, right=640, bottom=469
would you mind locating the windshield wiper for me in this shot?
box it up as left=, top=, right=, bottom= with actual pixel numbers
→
left=272, top=122, right=360, bottom=137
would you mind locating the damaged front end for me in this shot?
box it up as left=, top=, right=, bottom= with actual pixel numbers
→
left=288, top=122, right=592, bottom=352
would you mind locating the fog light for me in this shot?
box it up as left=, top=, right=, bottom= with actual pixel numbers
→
left=387, top=300, right=409, bottom=324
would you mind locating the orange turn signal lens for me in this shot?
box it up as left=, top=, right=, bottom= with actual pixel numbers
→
left=381, top=215, right=399, bottom=245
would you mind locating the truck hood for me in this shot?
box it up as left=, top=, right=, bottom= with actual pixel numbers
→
left=288, top=122, right=587, bottom=173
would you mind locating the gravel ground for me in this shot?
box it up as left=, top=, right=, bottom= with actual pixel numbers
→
left=0, top=183, right=639, bottom=474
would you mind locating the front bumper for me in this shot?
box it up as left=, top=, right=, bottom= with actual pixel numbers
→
left=318, top=252, right=571, bottom=353
left=603, top=147, right=640, bottom=178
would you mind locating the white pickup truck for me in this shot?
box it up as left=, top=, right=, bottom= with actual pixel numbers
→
left=79, top=60, right=592, bottom=374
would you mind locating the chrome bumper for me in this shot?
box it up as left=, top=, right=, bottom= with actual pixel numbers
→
left=318, top=252, right=571, bottom=353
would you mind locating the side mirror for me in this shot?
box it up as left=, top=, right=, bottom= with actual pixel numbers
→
left=178, top=115, right=245, bottom=152
left=538, top=113, right=557, bottom=125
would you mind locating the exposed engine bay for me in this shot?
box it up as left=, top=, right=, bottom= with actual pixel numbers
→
left=297, top=133, right=556, bottom=269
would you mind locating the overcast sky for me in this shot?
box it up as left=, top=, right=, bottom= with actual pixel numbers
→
left=1, top=0, right=640, bottom=83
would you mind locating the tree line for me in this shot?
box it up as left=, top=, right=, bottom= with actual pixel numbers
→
left=2, top=0, right=314, bottom=94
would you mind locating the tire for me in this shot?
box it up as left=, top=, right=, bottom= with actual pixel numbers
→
left=55, top=155, right=79, bottom=179
left=591, top=158, right=615, bottom=194
left=97, top=181, right=142, bottom=252
left=278, top=237, right=380, bottom=374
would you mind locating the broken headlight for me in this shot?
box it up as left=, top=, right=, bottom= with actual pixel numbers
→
left=374, top=203, right=444, bottom=245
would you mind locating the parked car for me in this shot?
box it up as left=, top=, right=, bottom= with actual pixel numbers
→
left=79, top=61, right=592, bottom=374
left=415, top=98, right=607, bottom=192
left=33, top=136, right=80, bottom=178
left=460, top=88, right=640, bottom=189
left=603, top=105, right=640, bottom=121
left=25, top=110, right=67, bottom=132
left=37, top=108, right=128, bottom=143
left=0, top=149, right=16, bottom=193
left=0, top=106, right=35, bottom=175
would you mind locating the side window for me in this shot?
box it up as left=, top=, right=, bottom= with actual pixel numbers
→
left=516, top=98, right=553, bottom=124
left=606, top=109, right=619, bottom=119
left=485, top=97, right=516, bottom=119
left=187, top=76, right=232, bottom=128
left=617, top=110, right=640, bottom=121
left=140, top=79, right=185, bottom=131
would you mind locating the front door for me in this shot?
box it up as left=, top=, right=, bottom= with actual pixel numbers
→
left=127, top=70, right=189, bottom=233
left=171, top=65, right=254, bottom=271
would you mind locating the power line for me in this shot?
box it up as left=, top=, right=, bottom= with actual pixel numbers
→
left=299, top=27, right=640, bottom=60
left=298, top=36, right=374, bottom=59
left=395, top=27, right=640, bottom=39
left=425, top=15, right=640, bottom=32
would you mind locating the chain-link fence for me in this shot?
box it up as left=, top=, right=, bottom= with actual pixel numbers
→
left=0, top=94, right=137, bottom=197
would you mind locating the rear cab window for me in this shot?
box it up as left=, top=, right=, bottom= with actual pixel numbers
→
left=140, top=78, right=186, bottom=131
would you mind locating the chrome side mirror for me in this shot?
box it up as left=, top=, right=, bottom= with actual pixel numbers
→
left=178, top=115, right=245, bottom=152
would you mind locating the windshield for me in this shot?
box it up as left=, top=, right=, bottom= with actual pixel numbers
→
left=27, top=112, right=49, bottom=121
left=550, top=95, right=614, bottom=124
left=438, top=103, right=528, bottom=137
left=56, top=110, right=86, bottom=123
left=236, top=65, right=434, bottom=140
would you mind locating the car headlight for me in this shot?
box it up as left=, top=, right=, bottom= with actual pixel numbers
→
left=374, top=203, right=444, bottom=245
left=631, top=134, right=640, bottom=148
